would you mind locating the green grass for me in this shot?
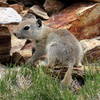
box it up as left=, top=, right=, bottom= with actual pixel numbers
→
left=0, top=63, right=100, bottom=100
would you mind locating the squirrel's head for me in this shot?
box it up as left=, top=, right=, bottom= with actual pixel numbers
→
left=14, top=16, right=43, bottom=40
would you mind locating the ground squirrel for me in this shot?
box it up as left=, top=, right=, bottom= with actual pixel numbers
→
left=14, top=15, right=84, bottom=86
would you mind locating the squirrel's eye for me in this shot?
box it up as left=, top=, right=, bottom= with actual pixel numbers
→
left=23, top=26, right=30, bottom=30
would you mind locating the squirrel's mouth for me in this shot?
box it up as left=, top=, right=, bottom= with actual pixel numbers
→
left=13, top=33, right=26, bottom=39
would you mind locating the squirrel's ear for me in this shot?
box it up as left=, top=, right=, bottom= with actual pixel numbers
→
left=36, top=18, right=42, bottom=27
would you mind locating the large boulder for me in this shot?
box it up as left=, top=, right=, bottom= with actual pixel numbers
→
left=0, top=7, right=22, bottom=64
left=43, top=0, right=64, bottom=15
left=0, top=7, right=22, bottom=24
left=0, top=26, right=11, bottom=64
left=44, top=3, right=100, bottom=40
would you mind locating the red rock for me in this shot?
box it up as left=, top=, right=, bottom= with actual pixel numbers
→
left=10, top=4, right=24, bottom=13
left=43, top=0, right=64, bottom=15
left=44, top=3, right=100, bottom=40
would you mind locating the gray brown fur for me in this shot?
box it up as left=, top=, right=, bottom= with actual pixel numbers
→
left=14, top=16, right=83, bottom=86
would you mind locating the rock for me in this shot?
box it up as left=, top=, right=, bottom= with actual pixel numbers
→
left=84, top=46, right=100, bottom=63
left=0, top=0, right=7, bottom=3
left=10, top=34, right=26, bottom=55
left=11, top=52, right=25, bottom=65
left=43, top=0, right=64, bottom=15
left=80, top=37, right=100, bottom=63
left=10, top=34, right=33, bottom=62
left=88, top=0, right=100, bottom=2
left=7, top=0, right=19, bottom=3
left=7, top=0, right=34, bottom=7
left=0, top=7, right=22, bottom=64
left=0, top=2, right=8, bottom=7
left=0, top=26, right=11, bottom=64
left=29, top=5, right=49, bottom=19
left=44, top=3, right=100, bottom=40
left=80, top=37, right=100, bottom=53
left=0, top=7, right=22, bottom=24
left=10, top=4, right=24, bottom=13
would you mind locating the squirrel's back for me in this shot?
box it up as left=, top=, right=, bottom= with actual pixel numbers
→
left=46, top=29, right=83, bottom=67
